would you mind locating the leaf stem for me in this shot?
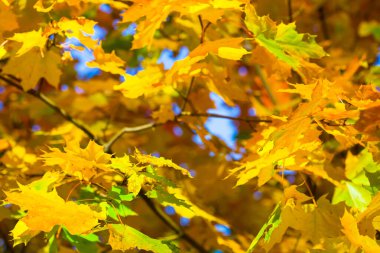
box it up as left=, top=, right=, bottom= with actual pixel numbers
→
left=180, top=77, right=196, bottom=112
left=254, top=64, right=278, bottom=106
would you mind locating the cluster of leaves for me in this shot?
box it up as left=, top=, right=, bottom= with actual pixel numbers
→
left=0, top=0, right=380, bottom=252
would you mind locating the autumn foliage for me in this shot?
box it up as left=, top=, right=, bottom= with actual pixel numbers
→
left=1, top=0, right=380, bottom=252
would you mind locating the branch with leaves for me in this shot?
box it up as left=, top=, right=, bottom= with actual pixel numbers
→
left=1, top=1, right=380, bottom=253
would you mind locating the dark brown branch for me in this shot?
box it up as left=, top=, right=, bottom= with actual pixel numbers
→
left=318, top=6, right=329, bottom=40
left=198, top=15, right=211, bottom=44
left=0, top=223, right=15, bottom=253
left=0, top=75, right=100, bottom=143
left=288, top=0, right=293, bottom=22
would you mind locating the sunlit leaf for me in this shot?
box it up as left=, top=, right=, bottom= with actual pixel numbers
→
left=108, top=224, right=173, bottom=253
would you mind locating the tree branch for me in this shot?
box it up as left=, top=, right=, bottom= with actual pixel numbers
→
left=287, top=0, right=293, bottom=23
left=318, top=6, right=329, bottom=40
left=0, top=75, right=100, bottom=143
left=198, top=15, right=211, bottom=44
left=180, top=77, right=196, bottom=112
left=140, top=192, right=207, bottom=253
left=179, top=111, right=272, bottom=123
left=103, top=122, right=158, bottom=153
left=0, top=74, right=207, bottom=252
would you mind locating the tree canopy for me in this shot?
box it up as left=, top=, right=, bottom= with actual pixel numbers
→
left=1, top=0, right=380, bottom=252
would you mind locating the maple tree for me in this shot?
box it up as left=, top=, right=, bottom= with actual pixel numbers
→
left=1, top=0, right=380, bottom=252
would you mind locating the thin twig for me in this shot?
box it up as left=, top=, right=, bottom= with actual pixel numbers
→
left=180, top=77, right=195, bottom=112
left=140, top=191, right=207, bottom=253
left=198, top=15, right=211, bottom=44
left=300, top=174, right=317, bottom=207
left=180, top=112, right=272, bottom=123
left=179, top=16, right=210, bottom=113
left=175, top=88, right=197, bottom=113
left=103, top=122, right=158, bottom=153
left=0, top=75, right=100, bottom=143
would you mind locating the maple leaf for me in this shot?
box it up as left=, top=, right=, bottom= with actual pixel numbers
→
left=152, top=104, right=176, bottom=123
left=115, top=38, right=248, bottom=98
left=87, top=46, right=126, bottom=75
left=34, top=0, right=129, bottom=12
left=166, top=38, right=249, bottom=85
left=120, top=0, right=244, bottom=49
left=48, top=17, right=98, bottom=50
left=114, top=65, right=164, bottom=98
left=163, top=187, right=227, bottom=224
left=5, top=174, right=106, bottom=245
left=2, top=48, right=62, bottom=90
left=108, top=224, right=173, bottom=253
left=8, top=29, right=47, bottom=56
left=42, top=140, right=112, bottom=181
left=2, top=1, right=380, bottom=252
left=254, top=196, right=345, bottom=252
left=247, top=203, right=281, bottom=252
left=341, top=210, right=380, bottom=252
left=244, top=4, right=326, bottom=77
left=357, top=192, right=380, bottom=238
left=134, top=149, right=192, bottom=177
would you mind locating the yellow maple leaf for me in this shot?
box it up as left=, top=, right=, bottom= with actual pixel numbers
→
left=5, top=175, right=105, bottom=243
left=42, top=140, right=112, bottom=181
left=115, top=38, right=248, bottom=98
left=114, top=65, right=164, bottom=98
left=33, top=0, right=56, bottom=12
left=151, top=104, right=175, bottom=123
left=47, top=17, right=98, bottom=50
left=2, top=48, right=62, bottom=90
left=87, top=46, right=126, bottom=75
left=165, top=38, right=249, bottom=85
left=341, top=210, right=380, bottom=253
left=120, top=0, right=244, bottom=49
left=166, top=187, right=227, bottom=224
left=108, top=224, right=172, bottom=253
left=127, top=173, right=145, bottom=196
left=8, top=29, right=47, bottom=57
left=134, top=149, right=192, bottom=177
left=11, top=221, right=39, bottom=246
